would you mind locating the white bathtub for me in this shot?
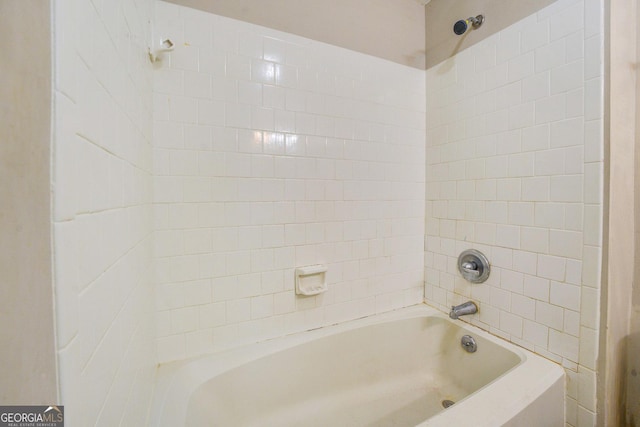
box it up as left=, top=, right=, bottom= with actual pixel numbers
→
left=151, top=304, right=564, bottom=426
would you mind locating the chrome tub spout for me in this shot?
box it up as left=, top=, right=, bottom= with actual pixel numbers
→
left=449, top=301, right=478, bottom=319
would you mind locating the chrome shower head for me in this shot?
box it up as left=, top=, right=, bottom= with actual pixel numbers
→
left=453, top=15, right=484, bottom=35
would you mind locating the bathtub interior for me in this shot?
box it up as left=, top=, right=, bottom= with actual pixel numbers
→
left=185, top=316, right=522, bottom=426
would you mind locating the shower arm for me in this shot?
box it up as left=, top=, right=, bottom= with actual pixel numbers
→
left=467, top=15, right=484, bottom=29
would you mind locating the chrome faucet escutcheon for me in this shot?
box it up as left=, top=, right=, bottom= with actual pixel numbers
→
left=449, top=301, right=478, bottom=319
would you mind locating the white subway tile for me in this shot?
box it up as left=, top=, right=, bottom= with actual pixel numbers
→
left=535, top=38, right=566, bottom=73
left=199, top=303, right=226, bottom=328
left=551, top=117, right=584, bottom=147
left=564, top=146, right=584, bottom=175
left=584, top=162, right=602, bottom=204
left=198, top=100, right=225, bottom=126
left=238, top=31, right=263, bottom=58
left=521, top=123, right=550, bottom=151
left=550, top=230, right=583, bottom=259
left=581, top=245, right=601, bottom=289
left=535, top=93, right=566, bottom=124
left=251, top=59, right=276, bottom=84
left=199, top=48, right=226, bottom=76
left=238, top=226, right=263, bottom=250
left=509, top=102, right=535, bottom=130
left=171, top=307, right=198, bottom=334
left=251, top=106, right=275, bottom=131
left=534, top=203, right=565, bottom=228
left=583, top=205, right=602, bottom=247
left=236, top=82, right=261, bottom=106
left=225, top=102, right=252, bottom=128
left=226, top=251, right=252, bottom=275
left=501, top=269, right=525, bottom=294
left=550, top=281, right=581, bottom=311
left=185, top=125, right=212, bottom=150
left=485, top=155, right=509, bottom=179
left=185, top=229, right=213, bottom=254
left=564, top=308, right=580, bottom=336
left=549, top=329, right=579, bottom=361
left=566, top=31, right=585, bottom=62
left=521, top=227, right=549, bottom=253
left=183, top=280, right=212, bottom=306
left=512, top=294, right=537, bottom=320
left=566, top=88, right=585, bottom=118
left=275, top=64, right=298, bottom=88
left=565, top=259, right=583, bottom=286
left=185, top=71, right=212, bottom=99
left=495, top=82, right=521, bottom=110
left=508, top=52, right=535, bottom=82
left=185, top=329, right=214, bottom=358
left=522, top=176, right=550, bottom=201
left=584, top=76, right=603, bottom=121
left=155, top=68, right=184, bottom=95
left=584, top=120, right=603, bottom=162
left=512, top=250, right=537, bottom=275
left=508, top=202, right=535, bottom=226
left=578, top=326, right=598, bottom=370
left=508, top=153, right=535, bottom=177
left=536, top=300, right=564, bottom=330
left=171, top=45, right=200, bottom=71
left=549, top=1, right=584, bottom=41
left=195, top=204, right=224, bottom=229
left=522, top=71, right=550, bottom=102
left=584, top=35, right=604, bottom=79
left=523, top=319, right=549, bottom=347
left=496, top=225, right=520, bottom=249
left=550, top=175, right=583, bottom=202
left=183, top=177, right=211, bottom=202
left=551, top=60, right=584, bottom=97
left=263, top=37, right=287, bottom=64
left=538, top=254, right=566, bottom=281
left=500, top=311, right=524, bottom=338
left=491, top=287, right=512, bottom=311
left=522, top=20, right=550, bottom=53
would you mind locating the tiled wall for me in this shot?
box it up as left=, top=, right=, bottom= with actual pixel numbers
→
left=153, top=1, right=426, bottom=363
left=52, top=0, right=157, bottom=424
left=48, top=0, right=605, bottom=423
left=424, top=0, right=603, bottom=425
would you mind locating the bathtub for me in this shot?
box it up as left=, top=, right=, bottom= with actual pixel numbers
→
left=151, top=304, right=564, bottom=426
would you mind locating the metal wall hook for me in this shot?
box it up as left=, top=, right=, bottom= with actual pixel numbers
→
left=149, top=38, right=175, bottom=63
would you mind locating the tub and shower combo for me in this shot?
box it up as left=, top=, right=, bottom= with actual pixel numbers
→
left=152, top=249, right=563, bottom=426
left=151, top=10, right=565, bottom=426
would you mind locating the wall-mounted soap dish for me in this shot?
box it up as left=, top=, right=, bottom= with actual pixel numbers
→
left=295, top=265, right=327, bottom=296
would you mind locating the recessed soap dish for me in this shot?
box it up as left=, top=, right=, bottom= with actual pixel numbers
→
left=295, top=265, right=328, bottom=296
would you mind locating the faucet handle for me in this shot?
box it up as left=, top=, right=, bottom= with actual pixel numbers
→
left=460, top=262, right=480, bottom=277
left=458, top=249, right=490, bottom=283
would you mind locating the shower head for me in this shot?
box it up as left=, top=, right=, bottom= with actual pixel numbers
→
left=453, top=15, right=484, bottom=35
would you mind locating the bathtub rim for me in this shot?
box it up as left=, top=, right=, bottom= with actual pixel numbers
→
left=150, top=303, right=563, bottom=426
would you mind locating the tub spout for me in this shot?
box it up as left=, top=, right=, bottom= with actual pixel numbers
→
left=449, top=301, right=477, bottom=319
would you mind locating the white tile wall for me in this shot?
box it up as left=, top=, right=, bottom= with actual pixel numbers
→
left=153, top=2, right=426, bottom=363
left=49, top=0, right=606, bottom=424
left=424, top=0, right=603, bottom=426
left=52, top=0, right=156, bottom=424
